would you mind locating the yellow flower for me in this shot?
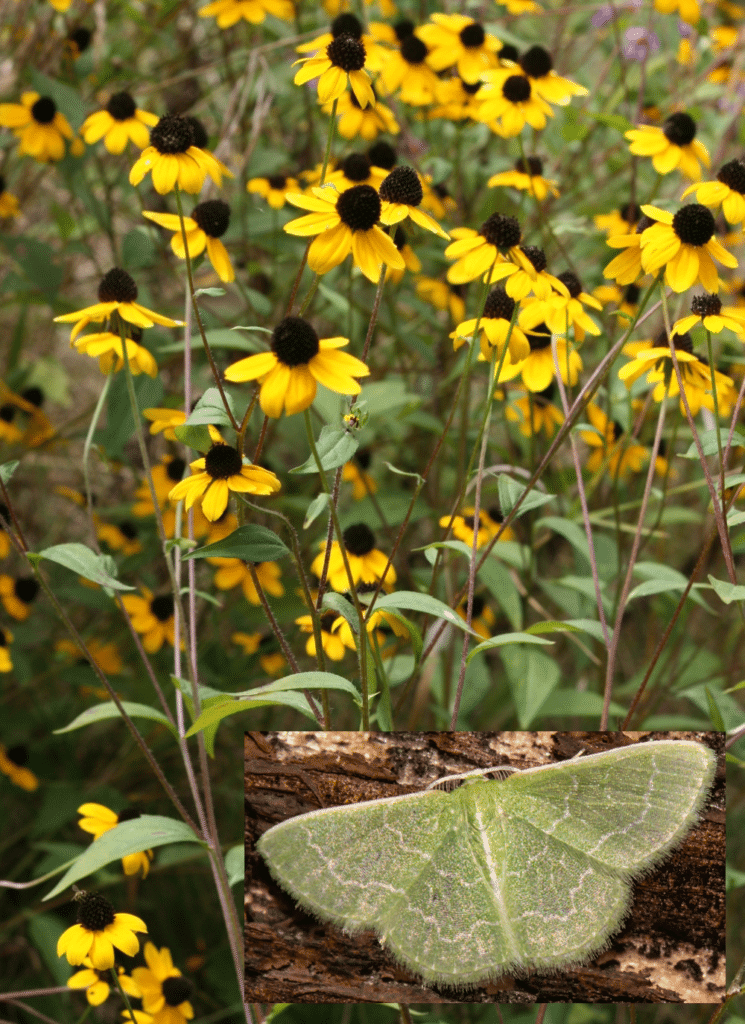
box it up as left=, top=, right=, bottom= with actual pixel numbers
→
left=581, top=403, right=648, bottom=481
left=681, top=159, right=745, bottom=225
left=506, top=384, right=565, bottom=438
left=0, top=740, right=38, bottom=791
left=0, top=574, right=39, bottom=620
left=324, top=88, right=399, bottom=140
left=428, top=77, right=486, bottom=121
left=513, top=45, right=588, bottom=106
left=143, top=200, right=234, bottom=283
left=0, top=626, right=13, bottom=674
left=284, top=183, right=404, bottom=282
left=0, top=92, right=75, bottom=162
left=198, top=0, right=293, bottom=27
left=294, top=33, right=375, bottom=107
left=72, top=332, right=158, bottom=376
left=450, top=286, right=531, bottom=363
left=671, top=292, right=745, bottom=337
left=81, top=92, right=158, bottom=153
left=603, top=214, right=658, bottom=285
left=415, top=276, right=465, bottom=325
left=225, top=316, right=369, bottom=418
left=129, top=115, right=225, bottom=195
left=594, top=202, right=642, bottom=236
left=121, top=587, right=179, bottom=653
left=168, top=443, right=280, bottom=521
left=77, top=803, right=154, bottom=878
left=95, top=518, right=142, bottom=555
left=210, top=555, right=284, bottom=606
left=625, top=113, right=709, bottom=180
left=311, top=523, right=395, bottom=592
left=639, top=202, right=738, bottom=292
left=132, top=942, right=195, bottom=1023
left=445, top=213, right=530, bottom=285
left=57, top=892, right=147, bottom=970
left=67, top=959, right=141, bottom=1007
left=296, top=611, right=348, bottom=661
left=488, top=156, right=559, bottom=201
left=376, top=29, right=441, bottom=106
left=654, top=0, right=700, bottom=24
left=496, top=326, right=582, bottom=392
left=0, top=175, right=19, bottom=218
left=440, top=506, right=514, bottom=548
left=341, top=449, right=377, bottom=499
left=477, top=68, right=554, bottom=136
left=378, top=165, right=449, bottom=238
left=56, top=637, right=123, bottom=675
left=325, top=152, right=387, bottom=192
left=54, top=268, right=183, bottom=342
left=418, top=14, right=502, bottom=82
left=247, top=173, right=300, bottom=209
left=456, top=594, right=496, bottom=641
left=544, top=272, right=602, bottom=341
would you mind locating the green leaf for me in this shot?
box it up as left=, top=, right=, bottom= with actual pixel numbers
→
left=37, top=543, right=134, bottom=591
left=537, top=517, right=591, bottom=566
left=477, top=555, right=523, bottom=631
left=469, top=632, right=553, bottom=660
left=500, top=645, right=561, bottom=728
left=173, top=424, right=214, bottom=453
left=374, top=591, right=479, bottom=635
left=290, top=426, right=358, bottom=474
left=53, top=701, right=175, bottom=735
left=707, top=575, right=745, bottom=604
left=225, top=844, right=245, bottom=887
left=384, top=462, right=423, bottom=485
left=0, top=460, right=19, bottom=485
left=304, top=492, right=330, bottom=529
left=525, top=620, right=584, bottom=635
left=499, top=475, right=555, bottom=518
left=182, top=524, right=289, bottom=563
left=44, top=816, right=204, bottom=899
left=704, top=686, right=726, bottom=732
left=194, top=286, right=226, bottom=297
left=585, top=111, right=633, bottom=133
left=184, top=387, right=235, bottom=428
left=681, top=429, right=745, bottom=459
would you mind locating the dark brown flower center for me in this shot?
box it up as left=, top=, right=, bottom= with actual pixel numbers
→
left=267, top=174, right=287, bottom=189
left=480, top=212, right=521, bottom=249
left=116, top=807, right=142, bottom=822
left=716, top=158, right=745, bottom=195
left=368, top=141, right=396, bottom=170
left=163, top=976, right=193, bottom=1007
left=272, top=316, right=320, bottom=367
left=76, top=892, right=116, bottom=931
left=15, top=577, right=39, bottom=603
left=98, top=268, right=138, bottom=303
left=557, top=271, right=582, bottom=298
left=621, top=201, right=641, bottom=223
left=118, top=521, right=138, bottom=540
left=503, top=75, right=531, bottom=103
left=394, top=20, right=415, bottom=42
left=205, top=443, right=242, bottom=480
left=327, top=35, right=366, bottom=72
left=379, top=165, right=422, bottom=206
left=68, top=27, right=92, bottom=53
left=663, top=112, right=696, bottom=146
left=167, top=457, right=187, bottom=482
left=150, top=594, right=174, bottom=621
left=343, top=523, right=375, bottom=555
left=192, top=199, right=230, bottom=238
left=672, top=203, right=715, bottom=246
left=624, top=284, right=640, bottom=303
left=520, top=245, right=547, bottom=272
left=31, top=97, right=56, bottom=124
left=331, top=14, right=362, bottom=39
left=336, top=183, right=381, bottom=231
left=7, top=744, right=26, bottom=764
left=401, top=34, right=428, bottom=65
left=500, top=44, right=519, bottom=63
left=106, top=91, right=136, bottom=121
left=483, top=286, right=516, bottom=321
left=526, top=324, right=552, bottom=350
left=184, top=116, right=208, bottom=149
left=460, top=22, right=485, bottom=48
left=520, top=45, right=553, bottom=77
left=471, top=594, right=485, bottom=617
left=150, top=115, right=195, bottom=155
left=340, top=153, right=371, bottom=181
left=515, top=155, right=543, bottom=176
left=691, top=293, right=722, bottom=317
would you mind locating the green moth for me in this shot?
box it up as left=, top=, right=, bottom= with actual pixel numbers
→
left=256, top=739, right=717, bottom=989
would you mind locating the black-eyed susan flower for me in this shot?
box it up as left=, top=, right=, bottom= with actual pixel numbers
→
left=95, top=518, right=142, bottom=556
left=517, top=45, right=588, bottom=106
left=296, top=610, right=347, bottom=661
left=415, top=276, right=466, bottom=325
left=0, top=403, right=22, bottom=444
left=625, top=113, right=709, bottom=180
left=342, top=448, right=377, bottom=498
left=67, top=959, right=141, bottom=1007
left=456, top=593, right=496, bottom=641
left=326, top=152, right=387, bottom=191
left=257, top=636, right=286, bottom=677
left=65, top=27, right=93, bottom=58
left=386, top=227, right=422, bottom=282
left=450, top=286, right=530, bottom=363
left=294, top=34, right=375, bottom=108
left=311, top=523, right=395, bottom=592
left=619, top=331, right=736, bottom=414
left=0, top=93, right=75, bottom=162
left=56, top=637, right=123, bottom=676
left=233, top=631, right=262, bottom=656
left=497, top=323, right=582, bottom=392
left=445, top=213, right=528, bottom=285
left=167, top=443, right=280, bottom=521
left=0, top=742, right=37, bottom=790
left=121, top=588, right=178, bottom=653
left=671, top=292, right=745, bottom=337
left=495, top=244, right=569, bottom=301
left=0, top=385, right=54, bottom=449
left=225, top=316, right=370, bottom=417
left=367, top=139, right=397, bottom=172
left=639, top=202, right=738, bottom=291
left=325, top=87, right=399, bottom=140
left=544, top=271, right=602, bottom=341
left=0, top=176, right=19, bottom=218
left=0, top=575, right=39, bottom=620
left=143, top=200, right=234, bottom=283
left=132, top=456, right=187, bottom=516
left=198, top=0, right=293, bottom=27
left=129, top=115, right=223, bottom=195
left=429, top=77, right=485, bottom=121
left=142, top=408, right=187, bottom=441
left=418, top=14, right=502, bottom=82
left=132, top=942, right=195, bottom=1024
left=78, top=804, right=154, bottom=878
left=54, top=268, right=183, bottom=342
left=284, top=183, right=404, bottom=281
left=81, top=92, right=158, bottom=153
left=0, top=626, right=12, bottom=673
left=477, top=68, right=554, bottom=136
left=246, top=173, right=300, bottom=209
left=654, top=0, right=699, bottom=24
left=440, top=506, right=514, bottom=548
left=73, top=332, right=158, bottom=377
left=378, top=165, right=449, bottom=238
left=682, top=159, right=745, bottom=225
left=377, top=28, right=441, bottom=106
left=57, top=891, right=147, bottom=970
left=594, top=202, right=642, bottom=236
left=604, top=214, right=656, bottom=285
left=488, top=156, right=559, bottom=201
left=580, top=403, right=648, bottom=480
left=506, top=383, right=565, bottom=438
left=210, top=556, right=284, bottom=605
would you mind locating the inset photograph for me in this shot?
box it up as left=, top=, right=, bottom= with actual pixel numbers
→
left=245, top=730, right=724, bottom=1004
